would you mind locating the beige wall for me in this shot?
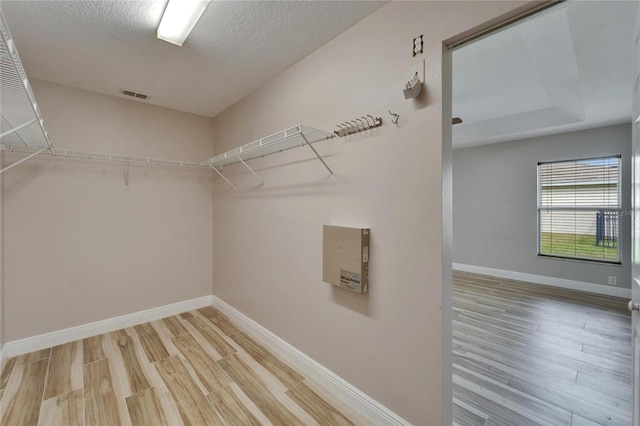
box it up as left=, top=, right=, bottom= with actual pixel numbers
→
left=3, top=79, right=214, bottom=341
left=210, top=2, right=530, bottom=423
left=1, top=150, right=3, bottom=351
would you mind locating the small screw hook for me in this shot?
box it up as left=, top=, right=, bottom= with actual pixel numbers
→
left=389, top=110, right=400, bottom=125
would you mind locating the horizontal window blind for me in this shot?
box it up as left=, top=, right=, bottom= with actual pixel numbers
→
left=537, top=156, right=621, bottom=263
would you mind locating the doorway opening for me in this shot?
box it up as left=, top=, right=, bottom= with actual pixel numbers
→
left=446, top=2, right=637, bottom=424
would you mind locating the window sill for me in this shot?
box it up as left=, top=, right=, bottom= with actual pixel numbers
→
left=537, top=253, right=622, bottom=266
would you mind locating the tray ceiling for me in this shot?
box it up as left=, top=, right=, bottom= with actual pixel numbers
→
left=453, top=1, right=637, bottom=148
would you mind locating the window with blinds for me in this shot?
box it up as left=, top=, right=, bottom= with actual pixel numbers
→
left=537, top=156, right=621, bottom=263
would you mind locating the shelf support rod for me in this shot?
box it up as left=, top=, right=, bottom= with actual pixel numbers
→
left=0, top=118, right=37, bottom=139
left=235, top=155, right=264, bottom=186
left=300, top=133, right=333, bottom=175
left=209, top=164, right=236, bottom=190
left=0, top=146, right=48, bottom=174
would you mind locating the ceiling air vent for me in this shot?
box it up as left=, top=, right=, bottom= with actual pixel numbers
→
left=120, top=89, right=149, bottom=100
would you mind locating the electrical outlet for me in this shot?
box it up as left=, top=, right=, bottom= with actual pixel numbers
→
left=411, top=59, right=425, bottom=83
left=412, top=34, right=423, bottom=56
left=608, top=276, right=617, bottom=286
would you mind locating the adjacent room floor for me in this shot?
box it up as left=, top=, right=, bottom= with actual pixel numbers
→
left=0, top=307, right=367, bottom=426
left=453, top=271, right=632, bottom=426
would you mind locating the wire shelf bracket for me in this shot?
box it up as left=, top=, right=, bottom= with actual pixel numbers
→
left=236, top=154, right=264, bottom=186
left=202, top=125, right=334, bottom=188
left=208, top=163, right=236, bottom=190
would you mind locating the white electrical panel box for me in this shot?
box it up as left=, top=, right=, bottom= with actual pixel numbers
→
left=323, top=225, right=369, bottom=293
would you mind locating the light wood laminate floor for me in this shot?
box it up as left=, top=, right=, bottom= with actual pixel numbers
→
left=0, top=307, right=368, bottom=426
left=453, top=271, right=633, bottom=426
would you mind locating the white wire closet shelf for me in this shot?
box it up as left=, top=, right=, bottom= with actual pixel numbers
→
left=202, top=125, right=334, bottom=189
left=1, top=144, right=206, bottom=190
left=0, top=11, right=204, bottom=176
left=0, top=144, right=202, bottom=169
left=0, top=13, right=51, bottom=152
left=1, top=11, right=333, bottom=185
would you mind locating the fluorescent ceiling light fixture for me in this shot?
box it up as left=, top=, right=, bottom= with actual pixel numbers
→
left=157, top=0, right=211, bottom=46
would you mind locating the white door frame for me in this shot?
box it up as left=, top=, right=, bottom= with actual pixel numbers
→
left=629, top=1, right=640, bottom=422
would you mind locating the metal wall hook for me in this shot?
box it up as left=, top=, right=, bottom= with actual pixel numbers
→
left=389, top=110, right=400, bottom=125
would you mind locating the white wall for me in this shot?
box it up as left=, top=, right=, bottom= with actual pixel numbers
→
left=453, top=124, right=632, bottom=289
left=209, top=1, right=532, bottom=423
left=3, top=79, right=214, bottom=341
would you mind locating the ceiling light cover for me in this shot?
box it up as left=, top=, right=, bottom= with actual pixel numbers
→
left=157, top=0, right=211, bottom=47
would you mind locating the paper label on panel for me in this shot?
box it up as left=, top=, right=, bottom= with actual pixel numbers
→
left=340, top=270, right=361, bottom=290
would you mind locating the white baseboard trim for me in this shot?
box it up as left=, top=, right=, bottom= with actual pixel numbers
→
left=453, top=263, right=632, bottom=299
left=4, top=295, right=214, bottom=358
left=212, top=296, right=409, bottom=426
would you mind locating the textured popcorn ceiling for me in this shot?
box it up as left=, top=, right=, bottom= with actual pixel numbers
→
left=453, top=1, right=637, bottom=148
left=1, top=0, right=386, bottom=117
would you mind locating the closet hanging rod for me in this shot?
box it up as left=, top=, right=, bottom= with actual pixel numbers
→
left=0, top=144, right=203, bottom=170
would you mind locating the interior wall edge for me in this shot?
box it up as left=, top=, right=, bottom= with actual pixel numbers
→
left=441, top=42, right=454, bottom=426
left=453, top=262, right=632, bottom=299
left=2, top=294, right=213, bottom=358
left=212, top=295, right=410, bottom=426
